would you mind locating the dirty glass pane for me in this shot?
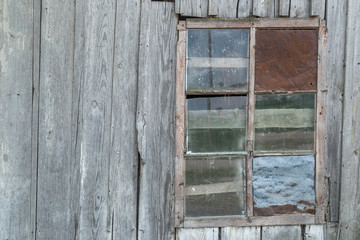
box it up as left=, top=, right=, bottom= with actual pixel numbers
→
left=255, top=94, right=315, bottom=152
left=186, top=96, right=247, bottom=153
left=253, top=155, right=315, bottom=216
left=186, top=29, right=249, bottom=91
left=185, top=156, right=246, bottom=217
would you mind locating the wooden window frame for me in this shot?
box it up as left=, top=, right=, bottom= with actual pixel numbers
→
left=175, top=18, right=327, bottom=228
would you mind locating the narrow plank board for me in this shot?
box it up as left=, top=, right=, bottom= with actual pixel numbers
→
left=237, top=0, right=252, bottom=18
left=0, top=0, right=36, bottom=239
left=262, top=226, right=302, bottom=240
left=177, top=228, right=219, bottom=240
left=180, top=0, right=194, bottom=16
left=218, top=0, right=238, bottom=18
left=290, top=0, right=310, bottom=18
left=36, top=0, right=76, bottom=239
left=325, top=0, right=348, bottom=222
left=109, top=0, right=141, bottom=239
left=311, top=0, right=325, bottom=19
left=137, top=1, right=177, bottom=239
left=208, top=0, right=219, bottom=16
left=279, top=0, right=290, bottom=16
left=304, top=225, right=324, bottom=240
left=339, top=0, right=360, bottom=238
left=221, top=227, right=261, bottom=240
left=73, top=0, right=116, bottom=239
left=253, top=0, right=275, bottom=18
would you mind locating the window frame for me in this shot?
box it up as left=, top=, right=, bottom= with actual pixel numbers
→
left=175, top=18, right=327, bottom=228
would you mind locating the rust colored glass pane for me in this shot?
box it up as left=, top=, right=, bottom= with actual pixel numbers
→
left=255, top=29, right=318, bottom=91
left=253, top=155, right=315, bottom=216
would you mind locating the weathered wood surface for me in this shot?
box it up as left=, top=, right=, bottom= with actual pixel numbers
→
left=221, top=227, right=261, bottom=240
left=290, top=0, right=310, bottom=18
left=36, top=0, right=76, bottom=239
left=177, top=228, right=219, bottom=240
left=325, top=0, right=348, bottom=222
left=324, top=222, right=338, bottom=240
left=0, top=0, right=36, bottom=239
left=253, top=0, right=275, bottom=18
left=310, top=0, right=325, bottom=19
left=218, top=0, right=238, bottom=18
left=262, top=226, right=302, bottom=239
left=279, top=0, right=290, bottom=16
left=304, top=225, right=323, bottom=239
left=339, top=0, right=360, bottom=238
left=137, top=1, right=177, bottom=239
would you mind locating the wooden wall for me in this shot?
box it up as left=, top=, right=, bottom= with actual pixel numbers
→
left=0, top=0, right=359, bottom=239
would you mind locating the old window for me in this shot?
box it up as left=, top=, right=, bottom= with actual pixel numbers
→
left=175, top=19, right=327, bottom=227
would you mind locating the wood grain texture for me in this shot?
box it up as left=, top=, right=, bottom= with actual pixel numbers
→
left=36, top=0, right=76, bottom=239
left=177, top=228, right=219, bottom=240
left=279, top=0, right=290, bottom=16
left=0, top=0, right=36, bottom=239
left=137, top=1, right=177, bottom=239
left=325, top=0, right=347, bottom=222
left=221, top=227, right=260, bottom=240
left=310, top=0, right=325, bottom=19
left=324, top=222, right=338, bottom=240
left=253, top=0, right=275, bottom=18
left=208, top=0, right=219, bottom=16
left=290, top=0, right=310, bottom=18
left=109, top=0, right=141, bottom=239
left=218, top=0, right=238, bottom=18
left=339, top=0, right=360, bottom=238
left=73, top=0, right=116, bottom=239
left=237, top=0, right=252, bottom=17
left=262, top=226, right=302, bottom=240
left=304, top=225, right=324, bottom=240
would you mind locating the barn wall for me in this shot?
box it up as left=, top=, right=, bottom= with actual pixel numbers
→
left=0, top=0, right=359, bottom=239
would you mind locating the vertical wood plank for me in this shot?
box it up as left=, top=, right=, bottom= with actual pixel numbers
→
left=237, top=0, right=252, bottom=18
left=325, top=0, right=347, bottom=222
left=208, top=0, right=219, bottom=16
left=279, top=0, right=290, bottom=16
left=137, top=1, right=177, bottom=239
left=262, top=226, right=302, bottom=240
left=311, top=0, right=325, bottom=19
left=180, top=0, right=193, bottom=16
left=324, top=222, right=338, bottom=240
left=73, top=0, right=117, bottom=239
left=0, top=0, right=36, bottom=239
left=339, top=0, right=360, bottom=238
left=175, top=0, right=181, bottom=14
left=304, top=225, right=324, bottom=240
left=253, top=0, right=275, bottom=18
left=177, top=228, right=219, bottom=240
left=37, top=0, right=76, bottom=239
left=109, top=0, right=141, bottom=239
left=218, top=0, right=238, bottom=18
left=290, top=0, right=310, bottom=18
left=221, top=227, right=261, bottom=240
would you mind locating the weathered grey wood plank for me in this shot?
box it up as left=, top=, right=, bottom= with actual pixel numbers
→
left=208, top=0, right=219, bottom=16
left=237, top=0, right=252, bottom=17
left=109, top=0, right=141, bottom=239
left=253, top=0, right=275, bottom=18
left=290, top=0, right=310, bottom=18
left=339, top=0, right=360, bottom=238
left=325, top=0, right=348, bottom=222
left=0, top=0, right=36, bottom=239
left=324, top=222, right=338, bottom=240
left=177, top=228, right=219, bottom=240
left=304, top=225, right=323, bottom=240
left=218, top=0, right=238, bottom=18
left=279, top=0, right=290, bottom=16
left=262, top=226, right=302, bottom=239
left=175, top=0, right=181, bottom=14
left=73, top=0, right=117, bottom=239
left=310, top=0, right=325, bottom=19
left=221, top=227, right=261, bottom=240
left=180, top=0, right=193, bottom=16
left=36, top=0, right=76, bottom=239
left=137, top=1, right=177, bottom=239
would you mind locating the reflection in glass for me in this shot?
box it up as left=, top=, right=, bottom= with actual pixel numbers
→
left=186, top=96, right=247, bottom=153
left=185, top=156, right=246, bottom=217
left=186, top=29, right=249, bottom=91
left=255, top=94, right=315, bottom=152
left=253, top=155, right=315, bottom=216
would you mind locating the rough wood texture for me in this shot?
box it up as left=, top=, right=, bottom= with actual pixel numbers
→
left=339, top=0, right=360, bottom=238
left=137, top=1, right=177, bottom=239
left=290, top=0, right=310, bottom=18
left=279, top=0, right=290, bottom=16
left=221, top=227, right=261, bottom=240
left=324, top=222, right=338, bottom=240
left=177, top=228, right=219, bottom=240
left=310, top=0, right=325, bottom=19
left=218, top=0, right=238, bottom=18
left=36, top=0, right=76, bottom=239
left=253, top=0, right=275, bottom=18
left=208, top=0, right=219, bottom=16
left=237, top=0, right=252, bottom=17
left=0, top=0, right=36, bottom=239
left=304, top=225, right=324, bottom=239
left=262, top=226, right=302, bottom=239
left=109, top=0, right=141, bottom=239
left=325, top=0, right=347, bottom=222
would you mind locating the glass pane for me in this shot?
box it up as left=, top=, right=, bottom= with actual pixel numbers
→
left=185, top=156, right=246, bottom=217
left=253, top=155, right=315, bottom=216
left=187, top=96, right=247, bottom=153
left=255, top=94, right=315, bottom=152
left=187, top=29, right=249, bottom=91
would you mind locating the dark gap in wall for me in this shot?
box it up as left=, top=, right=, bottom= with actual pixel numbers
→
left=218, top=227, right=221, bottom=239
left=151, top=0, right=175, bottom=2
left=324, top=0, right=328, bottom=21
left=260, top=226, right=263, bottom=240
left=301, top=225, right=305, bottom=240
left=136, top=151, right=142, bottom=240
left=236, top=0, right=240, bottom=18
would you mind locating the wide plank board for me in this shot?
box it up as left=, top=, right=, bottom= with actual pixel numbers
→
left=177, top=228, right=219, bottom=240
left=253, top=0, right=275, bottom=18
left=262, top=226, right=302, bottom=239
left=221, top=227, right=261, bottom=240
left=290, top=0, right=310, bottom=18
left=218, top=0, right=238, bottom=18
left=304, top=225, right=324, bottom=240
